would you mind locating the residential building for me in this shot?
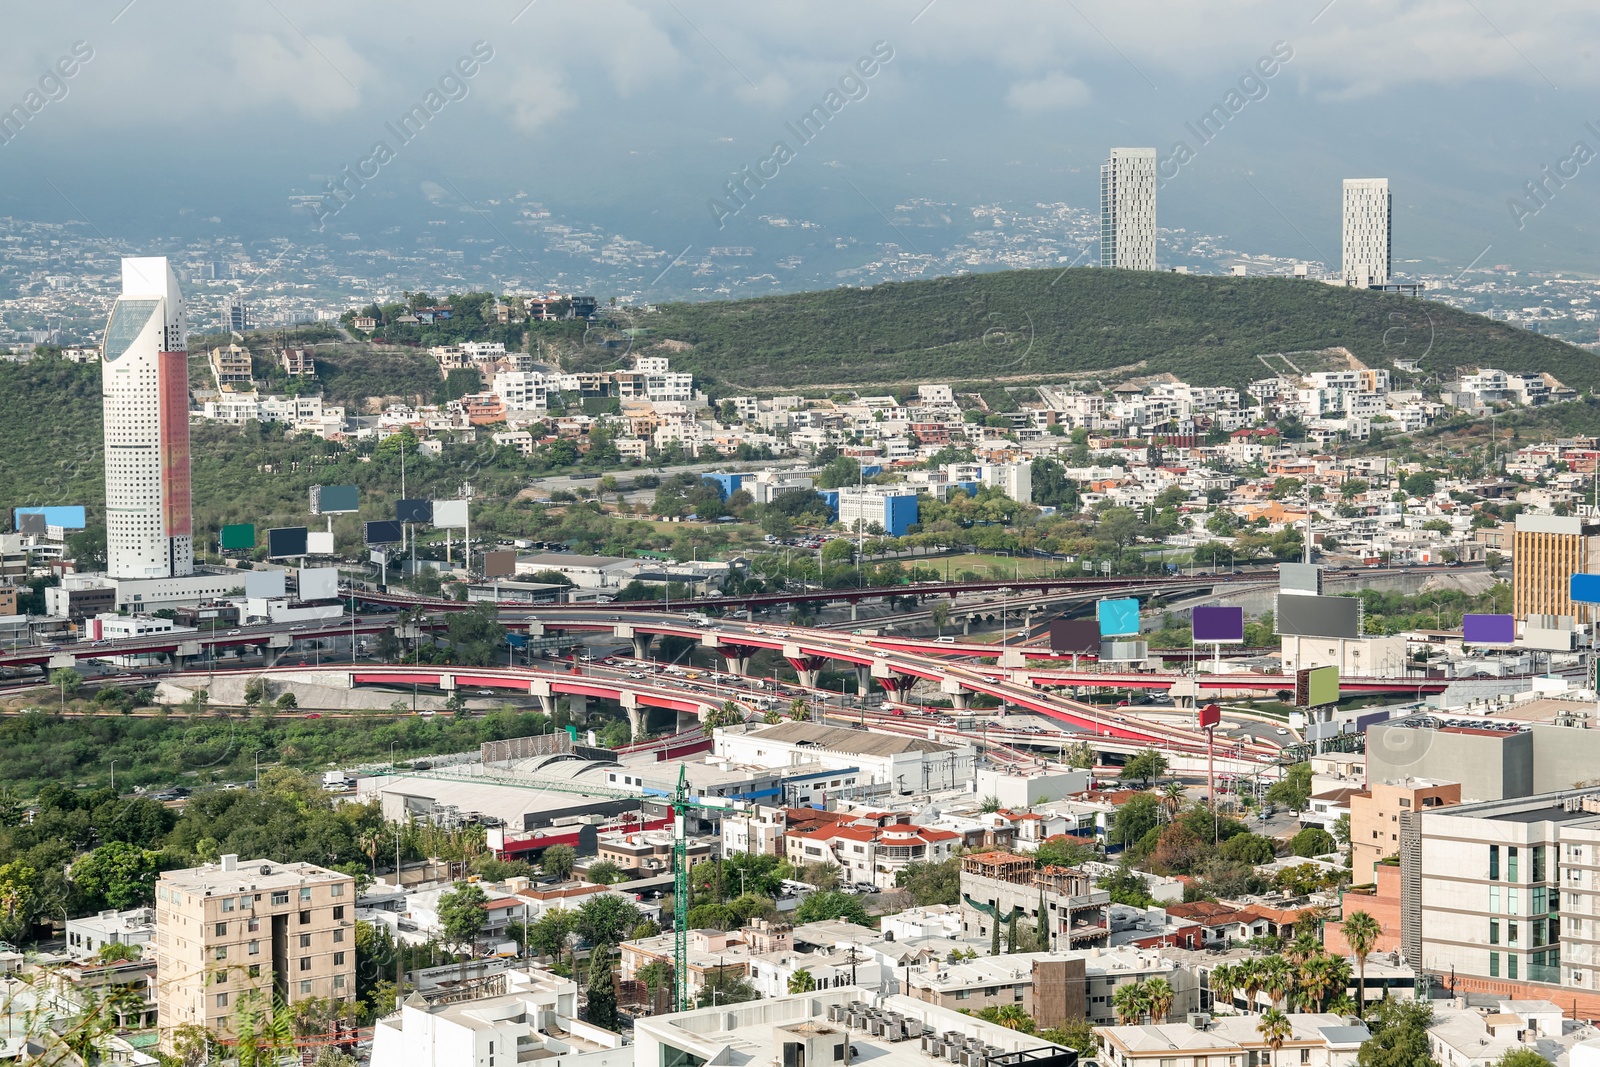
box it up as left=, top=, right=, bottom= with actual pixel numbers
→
left=279, top=347, right=315, bottom=376
left=958, top=851, right=1110, bottom=949
left=1101, top=148, right=1157, bottom=270
left=221, top=292, right=251, bottom=332
left=714, top=722, right=974, bottom=795
left=65, top=907, right=156, bottom=960
left=1424, top=1000, right=1600, bottom=1067
left=1512, top=512, right=1600, bottom=623
left=0, top=585, right=16, bottom=617
left=493, top=370, right=549, bottom=412
left=102, top=256, right=194, bottom=579
left=632, top=988, right=1078, bottom=1067
left=208, top=343, right=252, bottom=386
left=371, top=964, right=626, bottom=1067
left=783, top=819, right=961, bottom=890
left=1350, top=778, right=1461, bottom=883
left=152, top=854, right=355, bottom=1050
left=1342, top=178, right=1391, bottom=288
left=1098, top=1014, right=1369, bottom=1067
left=837, top=487, right=919, bottom=537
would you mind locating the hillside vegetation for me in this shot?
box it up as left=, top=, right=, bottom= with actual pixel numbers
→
left=635, top=268, right=1592, bottom=391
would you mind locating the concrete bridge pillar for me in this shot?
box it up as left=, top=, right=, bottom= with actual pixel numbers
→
left=537, top=693, right=557, bottom=717
left=566, top=694, right=589, bottom=721
left=628, top=707, right=647, bottom=739
left=784, top=649, right=830, bottom=691
left=940, top=676, right=968, bottom=711
left=855, top=665, right=871, bottom=698
left=850, top=602, right=859, bottom=622
left=962, top=614, right=973, bottom=636
left=633, top=634, right=652, bottom=660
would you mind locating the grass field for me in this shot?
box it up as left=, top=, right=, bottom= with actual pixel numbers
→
left=907, top=552, right=1080, bottom=581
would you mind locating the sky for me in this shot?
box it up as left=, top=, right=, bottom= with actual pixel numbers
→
left=3, top=0, right=1599, bottom=282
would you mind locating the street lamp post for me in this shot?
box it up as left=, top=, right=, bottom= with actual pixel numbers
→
left=390, top=741, right=399, bottom=768
left=108, top=761, right=116, bottom=794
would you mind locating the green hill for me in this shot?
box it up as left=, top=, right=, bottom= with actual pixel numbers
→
left=625, top=268, right=1592, bottom=392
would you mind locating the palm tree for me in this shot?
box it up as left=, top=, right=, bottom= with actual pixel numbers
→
left=787, top=969, right=817, bottom=994
left=1296, top=954, right=1336, bottom=1013
left=1238, top=958, right=1266, bottom=1013
left=1112, top=981, right=1150, bottom=1025
left=1259, top=957, right=1292, bottom=1011
left=1208, top=963, right=1239, bottom=1013
left=1256, top=1009, right=1293, bottom=1067
left=1342, top=910, right=1382, bottom=1020
left=1143, top=977, right=1174, bottom=1024
left=1160, top=782, right=1187, bottom=819
left=992, top=1004, right=1033, bottom=1032
left=1283, top=931, right=1322, bottom=969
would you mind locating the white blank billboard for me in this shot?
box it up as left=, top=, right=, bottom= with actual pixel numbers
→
left=433, top=499, right=469, bottom=527
left=243, top=570, right=287, bottom=598
left=299, top=567, right=338, bottom=601
left=307, top=530, right=335, bottom=555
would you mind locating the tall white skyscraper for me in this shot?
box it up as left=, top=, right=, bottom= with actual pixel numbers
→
left=1342, top=178, right=1391, bottom=288
left=102, top=257, right=193, bottom=578
left=1100, top=148, right=1157, bottom=270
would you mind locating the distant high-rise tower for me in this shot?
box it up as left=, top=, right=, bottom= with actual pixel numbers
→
left=102, top=257, right=193, bottom=578
left=1342, top=178, right=1391, bottom=288
left=1100, top=148, right=1157, bottom=270
left=221, top=292, right=251, bottom=332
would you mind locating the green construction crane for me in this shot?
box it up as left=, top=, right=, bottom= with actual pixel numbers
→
left=669, top=763, right=748, bottom=1013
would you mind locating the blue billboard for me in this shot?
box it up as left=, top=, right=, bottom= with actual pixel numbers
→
left=14, top=506, right=87, bottom=530
left=1097, top=597, right=1140, bottom=637
left=1572, top=573, right=1600, bottom=605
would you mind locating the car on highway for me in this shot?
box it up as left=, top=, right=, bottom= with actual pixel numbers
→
left=305, top=713, right=323, bottom=719
left=227, top=629, right=241, bottom=636
left=1275, top=727, right=1289, bottom=735
left=875, top=650, right=890, bottom=658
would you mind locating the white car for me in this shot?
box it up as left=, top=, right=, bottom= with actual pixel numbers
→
left=874, top=651, right=890, bottom=658
left=1275, top=727, right=1289, bottom=735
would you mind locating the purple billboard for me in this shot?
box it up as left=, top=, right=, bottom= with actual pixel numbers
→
left=1192, top=606, right=1245, bottom=643
left=1462, top=613, right=1515, bottom=645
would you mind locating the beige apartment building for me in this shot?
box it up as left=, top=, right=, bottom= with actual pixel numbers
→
left=1350, top=778, right=1460, bottom=883
left=153, top=855, right=355, bottom=1050
left=1511, top=513, right=1600, bottom=623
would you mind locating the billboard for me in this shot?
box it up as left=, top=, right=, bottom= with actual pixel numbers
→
left=307, top=530, right=335, bottom=556
left=433, top=499, right=469, bottom=528
left=1048, top=618, right=1101, bottom=655
left=1275, top=593, right=1362, bottom=639
left=1462, top=613, right=1516, bottom=645
left=158, top=350, right=192, bottom=538
left=310, top=485, right=359, bottom=515
left=1192, top=606, right=1245, bottom=644
left=1571, top=573, right=1600, bottom=605
left=266, top=526, right=309, bottom=558
left=1099, top=638, right=1147, bottom=662
left=18, top=513, right=45, bottom=535
left=298, top=567, right=338, bottom=601
left=220, top=524, right=256, bottom=551
left=1279, top=562, right=1324, bottom=596
left=482, top=550, right=517, bottom=578
left=244, top=569, right=287, bottom=598
left=1197, top=703, right=1222, bottom=728
left=14, top=506, right=87, bottom=530
left=1097, top=597, right=1140, bottom=637
left=365, top=520, right=404, bottom=545
left=1295, top=665, right=1340, bottom=707
left=396, top=499, right=432, bottom=523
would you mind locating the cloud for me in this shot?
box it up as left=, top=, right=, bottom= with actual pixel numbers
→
left=505, top=65, right=576, bottom=133
left=1005, top=72, right=1091, bottom=113
left=227, top=30, right=370, bottom=116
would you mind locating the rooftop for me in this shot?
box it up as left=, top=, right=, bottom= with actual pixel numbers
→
left=743, top=721, right=962, bottom=757
left=158, top=856, right=350, bottom=895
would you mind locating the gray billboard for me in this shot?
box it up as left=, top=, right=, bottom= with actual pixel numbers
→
left=1279, top=562, right=1324, bottom=595
left=1275, top=593, right=1361, bottom=639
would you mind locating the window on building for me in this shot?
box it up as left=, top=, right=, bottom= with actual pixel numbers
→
left=299, top=934, right=311, bottom=949
left=300, top=958, right=311, bottom=972
left=333, top=929, right=344, bottom=944
left=248, top=917, right=260, bottom=933
left=215, top=946, right=227, bottom=960
left=1534, top=846, right=1546, bottom=883
left=1510, top=889, right=1520, bottom=914
left=248, top=940, right=259, bottom=956
left=300, top=981, right=312, bottom=995
left=333, top=975, right=346, bottom=990
left=333, top=906, right=345, bottom=920
left=221, top=898, right=235, bottom=913
left=1509, top=847, right=1519, bottom=881
left=300, top=887, right=312, bottom=902
left=1490, top=845, right=1500, bottom=880
left=1509, top=922, right=1519, bottom=944
left=299, top=911, right=311, bottom=925
left=1509, top=955, right=1519, bottom=980
left=334, top=952, right=345, bottom=966
left=1490, top=920, right=1499, bottom=945
left=1490, top=952, right=1500, bottom=977
left=215, top=923, right=227, bottom=936
left=1490, top=887, right=1500, bottom=914
left=331, top=884, right=344, bottom=898
left=248, top=965, right=260, bottom=978
left=271, top=891, right=288, bottom=906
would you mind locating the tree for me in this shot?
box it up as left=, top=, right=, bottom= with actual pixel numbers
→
left=243, top=676, right=271, bottom=707
left=696, top=968, right=760, bottom=1007
left=1208, top=962, right=1239, bottom=1013
left=1111, top=981, right=1150, bottom=1024
left=1120, top=750, right=1168, bottom=787
left=991, top=1004, right=1033, bottom=1032
left=794, top=890, right=871, bottom=927
left=1492, top=1051, right=1553, bottom=1067
left=1218, top=833, right=1277, bottom=865
left=1037, top=1019, right=1097, bottom=1058
left=1290, top=827, right=1336, bottom=857
left=1097, top=863, right=1155, bottom=907
left=97, top=941, right=142, bottom=962
left=585, top=859, right=625, bottom=885
left=1342, top=910, right=1383, bottom=1020
left=438, top=883, right=488, bottom=978
left=1485, top=551, right=1504, bottom=578
left=275, top=692, right=298, bottom=710
left=1332, top=813, right=1352, bottom=848
left=1356, top=998, right=1435, bottom=1067
left=931, top=601, right=950, bottom=636
left=788, top=968, right=817, bottom=994
left=1111, top=793, right=1161, bottom=848
left=638, top=959, right=674, bottom=1011
left=585, top=943, right=619, bottom=1029
left=542, top=844, right=576, bottom=880
left=72, top=841, right=161, bottom=910
left=896, top=857, right=960, bottom=906
left=1257, top=1009, right=1293, bottom=1067
left=1267, top=763, right=1313, bottom=815
left=1143, top=977, right=1174, bottom=1023
left=575, top=894, right=641, bottom=947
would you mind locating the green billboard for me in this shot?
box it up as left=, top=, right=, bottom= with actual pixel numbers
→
left=220, top=524, right=256, bottom=551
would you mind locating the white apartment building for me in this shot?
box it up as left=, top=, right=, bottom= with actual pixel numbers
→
left=1342, top=178, right=1392, bottom=287
left=1413, top=789, right=1600, bottom=993
left=493, top=370, right=549, bottom=412
left=1101, top=148, right=1157, bottom=270
left=837, top=486, right=919, bottom=537
left=461, top=341, right=507, bottom=362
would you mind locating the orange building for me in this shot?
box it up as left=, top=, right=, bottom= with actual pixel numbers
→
left=1350, top=777, right=1461, bottom=883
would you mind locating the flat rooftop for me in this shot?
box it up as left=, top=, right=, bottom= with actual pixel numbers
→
left=160, top=857, right=350, bottom=895
left=743, top=721, right=961, bottom=756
